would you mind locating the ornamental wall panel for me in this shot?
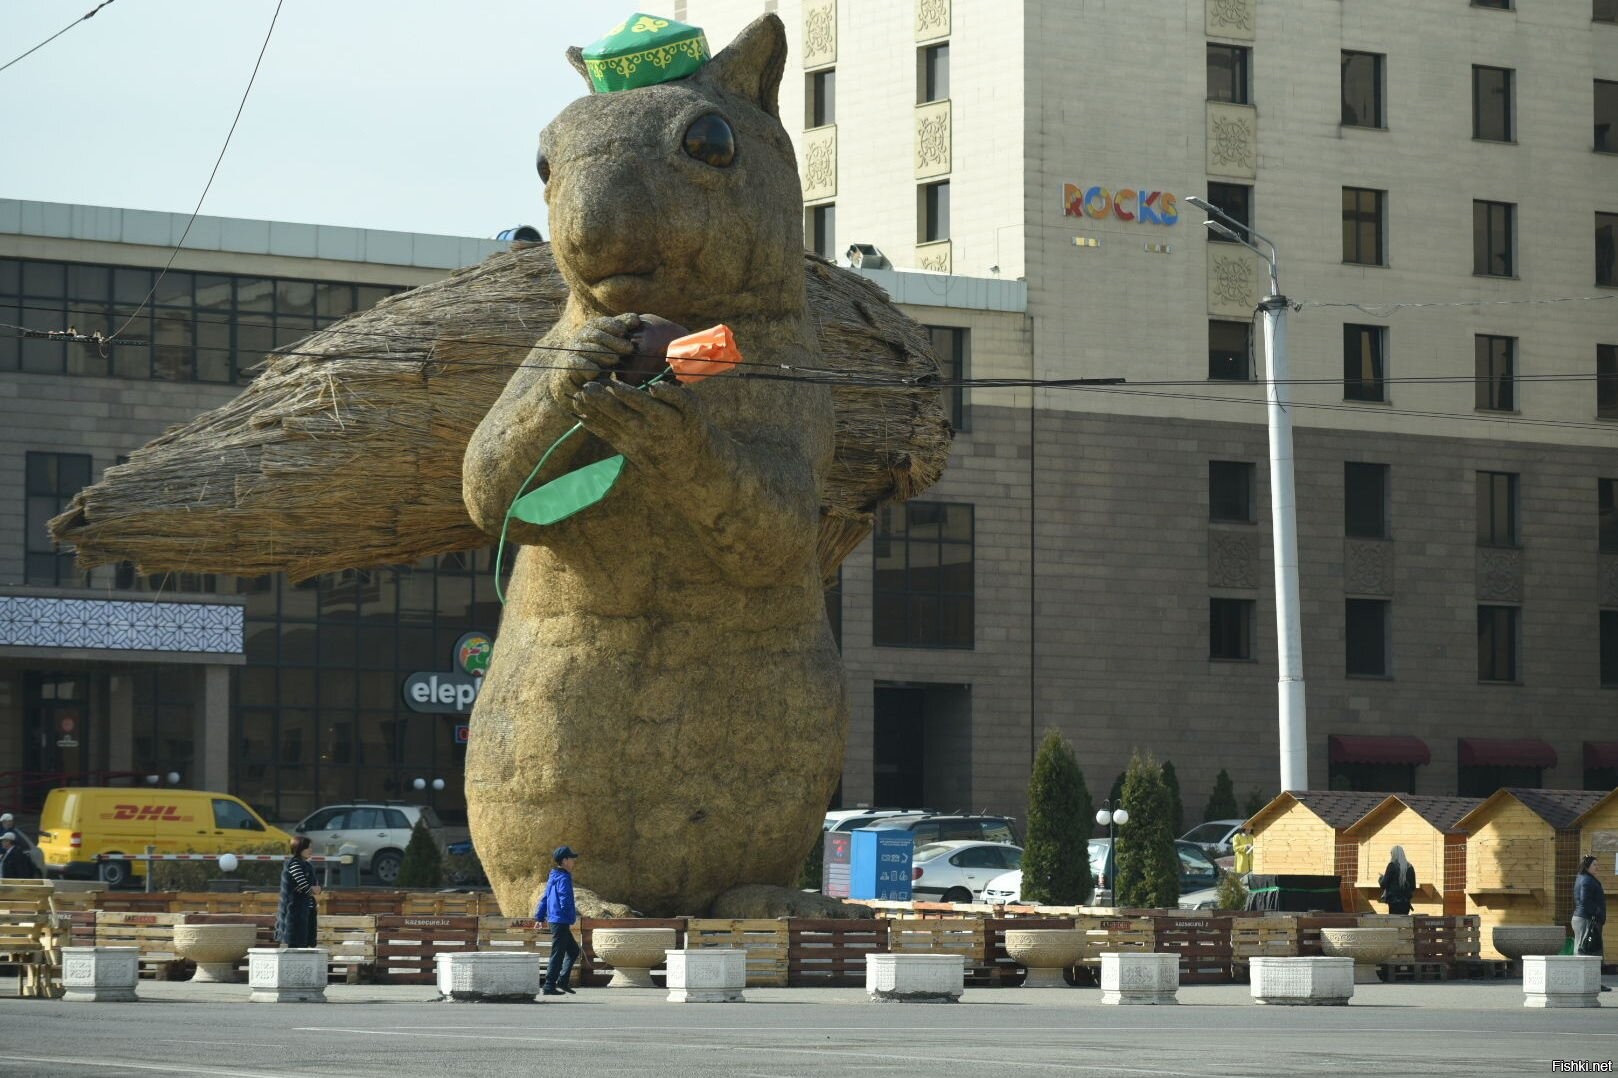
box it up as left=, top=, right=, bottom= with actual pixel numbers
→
left=1206, top=244, right=1263, bottom=318
left=1476, top=548, right=1523, bottom=603
left=915, top=100, right=952, bottom=180
left=802, top=1, right=837, bottom=68
left=916, top=0, right=950, bottom=42
left=1209, top=530, right=1259, bottom=590
left=1344, top=541, right=1394, bottom=597
left=802, top=126, right=838, bottom=201
left=1207, top=102, right=1257, bottom=179
left=0, top=596, right=243, bottom=654
left=1206, top=0, right=1256, bottom=41
left=1600, top=555, right=1618, bottom=606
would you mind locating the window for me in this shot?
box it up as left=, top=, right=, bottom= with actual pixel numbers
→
left=926, top=325, right=969, bottom=431
left=1208, top=320, right=1252, bottom=380
left=1476, top=471, right=1519, bottom=546
left=1209, top=461, right=1255, bottom=523
left=1207, top=44, right=1251, bottom=104
left=1600, top=478, right=1617, bottom=552
left=1205, top=182, right=1252, bottom=245
left=1330, top=762, right=1416, bottom=793
left=212, top=799, right=264, bottom=831
left=1345, top=462, right=1390, bottom=538
left=1343, top=324, right=1387, bottom=401
left=24, top=451, right=91, bottom=586
left=1473, top=66, right=1514, bottom=141
left=1473, top=0, right=1512, bottom=7
left=1601, top=344, right=1618, bottom=418
left=1473, top=200, right=1516, bottom=276
left=806, top=69, right=835, bottom=127
left=806, top=203, right=836, bottom=259
left=1475, top=335, right=1516, bottom=411
left=872, top=501, right=973, bottom=649
left=1597, top=80, right=1618, bottom=152
left=918, top=43, right=949, bottom=103
left=1603, top=611, right=1618, bottom=686
left=1599, top=213, right=1618, bottom=287
left=1341, top=51, right=1385, bottom=127
left=1600, top=1, right=1618, bottom=24
left=1346, top=599, right=1390, bottom=677
left=1210, top=598, right=1256, bottom=660
left=918, top=181, right=950, bottom=243
left=1459, top=763, right=1540, bottom=798
left=1478, top=605, right=1520, bottom=682
left=1342, top=187, right=1386, bottom=265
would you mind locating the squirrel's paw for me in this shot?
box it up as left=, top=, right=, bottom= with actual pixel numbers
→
left=570, top=379, right=704, bottom=482
left=550, top=313, right=640, bottom=406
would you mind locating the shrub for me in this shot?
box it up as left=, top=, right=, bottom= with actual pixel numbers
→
left=148, top=843, right=284, bottom=891
left=397, top=820, right=444, bottom=888
left=1021, top=730, right=1093, bottom=905
left=1215, top=869, right=1249, bottom=911
left=1113, top=751, right=1178, bottom=909
left=1161, top=760, right=1184, bottom=836
left=796, top=833, right=825, bottom=891
left=1204, top=769, right=1239, bottom=822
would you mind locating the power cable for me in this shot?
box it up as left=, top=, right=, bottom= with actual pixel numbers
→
left=0, top=0, right=117, bottom=76
left=108, top=0, right=286, bottom=344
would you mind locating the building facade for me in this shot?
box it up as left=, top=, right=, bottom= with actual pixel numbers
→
left=0, top=199, right=507, bottom=822
left=679, top=0, right=1618, bottom=816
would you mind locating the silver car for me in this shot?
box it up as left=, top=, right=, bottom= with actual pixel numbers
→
left=293, top=802, right=444, bottom=885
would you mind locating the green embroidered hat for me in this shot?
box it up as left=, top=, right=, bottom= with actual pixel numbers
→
left=582, top=13, right=710, bottom=93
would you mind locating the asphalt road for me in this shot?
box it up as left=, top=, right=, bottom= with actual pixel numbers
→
left=0, top=981, right=1613, bottom=1078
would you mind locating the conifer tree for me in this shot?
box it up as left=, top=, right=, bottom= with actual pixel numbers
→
left=1204, top=769, right=1240, bottom=821
left=1161, top=760, right=1184, bottom=835
left=1113, top=752, right=1179, bottom=908
left=397, top=820, right=444, bottom=888
left=1021, top=730, right=1093, bottom=905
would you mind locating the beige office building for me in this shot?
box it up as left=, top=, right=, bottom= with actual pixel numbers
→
left=679, top=0, right=1618, bottom=816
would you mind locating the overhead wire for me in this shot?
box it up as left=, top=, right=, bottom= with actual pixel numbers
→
left=0, top=0, right=118, bottom=76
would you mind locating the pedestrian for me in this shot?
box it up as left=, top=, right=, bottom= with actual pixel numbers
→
left=276, top=835, right=321, bottom=948
left=1230, top=825, right=1254, bottom=877
left=536, top=845, right=581, bottom=996
left=1573, top=854, right=1609, bottom=970
left=0, top=814, right=32, bottom=854
left=1377, top=845, right=1416, bottom=915
left=0, top=832, right=38, bottom=879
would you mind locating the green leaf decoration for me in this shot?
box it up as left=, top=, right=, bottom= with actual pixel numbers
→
left=510, top=454, right=627, bottom=525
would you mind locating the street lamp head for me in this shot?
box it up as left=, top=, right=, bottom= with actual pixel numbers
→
left=1203, top=220, right=1243, bottom=243
left=1185, top=195, right=1215, bottom=212
left=1094, top=808, right=1111, bottom=826
left=412, top=777, right=426, bottom=791
left=1113, top=808, right=1130, bottom=826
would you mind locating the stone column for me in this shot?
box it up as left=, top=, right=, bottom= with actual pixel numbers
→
left=193, top=664, right=230, bottom=791
left=107, top=674, right=134, bottom=773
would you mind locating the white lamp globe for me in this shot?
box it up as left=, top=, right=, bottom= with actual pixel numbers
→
left=431, top=778, right=445, bottom=791
left=1094, top=809, right=1110, bottom=826
left=145, top=774, right=160, bottom=785
left=1113, top=808, right=1130, bottom=825
left=218, top=853, right=239, bottom=873
left=166, top=772, right=180, bottom=784
left=413, top=778, right=427, bottom=791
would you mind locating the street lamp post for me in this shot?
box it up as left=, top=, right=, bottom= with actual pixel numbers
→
left=1186, top=196, right=1308, bottom=794
left=1094, top=800, right=1129, bottom=904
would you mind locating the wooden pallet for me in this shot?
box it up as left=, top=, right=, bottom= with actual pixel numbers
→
left=0, top=911, right=56, bottom=997
left=372, top=914, right=479, bottom=984
left=1075, top=914, right=1155, bottom=967
left=1382, top=960, right=1447, bottom=983
left=1450, top=957, right=1511, bottom=980
left=94, top=911, right=182, bottom=976
left=980, top=915, right=1076, bottom=982
left=1154, top=913, right=1236, bottom=983
left=885, top=918, right=984, bottom=961
left=787, top=919, right=887, bottom=986
left=1413, top=915, right=1481, bottom=960
left=400, top=893, right=490, bottom=918
left=579, top=918, right=686, bottom=988
left=172, top=892, right=280, bottom=917
left=477, top=916, right=549, bottom=954
left=685, top=919, right=790, bottom=987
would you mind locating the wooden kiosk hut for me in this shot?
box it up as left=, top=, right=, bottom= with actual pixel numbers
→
left=1454, top=788, right=1607, bottom=959
left=1247, top=791, right=1389, bottom=912
left=1343, top=795, right=1481, bottom=916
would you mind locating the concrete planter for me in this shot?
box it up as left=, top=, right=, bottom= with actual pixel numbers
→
left=61, top=946, right=139, bottom=1002
left=1003, top=928, right=1088, bottom=988
left=1249, top=956, right=1354, bottom=1005
left=1099, top=952, right=1179, bottom=1005
left=1493, top=925, right=1568, bottom=974
left=1319, top=927, right=1402, bottom=984
left=174, top=923, right=257, bottom=983
left=593, top=928, right=676, bottom=988
left=434, top=951, right=541, bottom=1002
left=248, top=947, right=328, bottom=1003
left=1523, top=955, right=1602, bottom=1009
left=865, top=953, right=965, bottom=1003
left=664, top=948, right=745, bottom=1003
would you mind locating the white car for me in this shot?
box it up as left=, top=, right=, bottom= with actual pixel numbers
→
left=981, top=869, right=1023, bottom=904
left=293, top=802, right=445, bottom=885
left=910, top=840, right=1023, bottom=903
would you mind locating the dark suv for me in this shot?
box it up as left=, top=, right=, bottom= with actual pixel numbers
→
left=892, top=815, right=1020, bottom=846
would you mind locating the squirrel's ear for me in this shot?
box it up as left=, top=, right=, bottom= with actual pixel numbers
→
left=566, top=46, right=594, bottom=91
left=703, top=13, right=787, bottom=117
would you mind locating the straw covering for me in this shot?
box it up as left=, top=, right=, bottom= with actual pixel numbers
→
left=48, top=244, right=950, bottom=584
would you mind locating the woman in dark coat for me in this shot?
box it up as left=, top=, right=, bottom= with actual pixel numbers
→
left=1573, top=855, right=1607, bottom=954
left=1378, top=845, right=1416, bottom=915
left=276, top=836, right=321, bottom=948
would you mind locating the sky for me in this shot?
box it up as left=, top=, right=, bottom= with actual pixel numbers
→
left=2, top=2, right=616, bottom=239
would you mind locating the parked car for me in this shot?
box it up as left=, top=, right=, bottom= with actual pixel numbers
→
left=822, top=809, right=929, bottom=832
left=980, top=868, right=1024, bottom=904
left=1177, top=886, right=1220, bottom=910
left=36, top=786, right=292, bottom=887
left=1179, top=819, right=1246, bottom=859
left=879, top=814, right=1019, bottom=846
left=292, top=802, right=445, bottom=885
left=910, top=840, right=1023, bottom=903
left=444, top=838, right=488, bottom=886
left=1089, top=838, right=1221, bottom=905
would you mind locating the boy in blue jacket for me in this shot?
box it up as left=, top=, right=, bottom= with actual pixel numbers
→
left=537, top=845, right=581, bottom=995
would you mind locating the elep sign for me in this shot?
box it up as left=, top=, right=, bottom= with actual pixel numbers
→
left=401, top=632, right=492, bottom=715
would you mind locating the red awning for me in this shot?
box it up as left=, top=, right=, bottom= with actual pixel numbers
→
left=1327, top=734, right=1431, bottom=766
left=1458, top=737, right=1557, bottom=768
left=1587, top=743, right=1618, bottom=770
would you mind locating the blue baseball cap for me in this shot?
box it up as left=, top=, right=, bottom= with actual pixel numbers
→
left=553, top=845, right=579, bottom=862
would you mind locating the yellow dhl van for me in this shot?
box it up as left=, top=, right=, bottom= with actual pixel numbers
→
left=36, top=787, right=292, bottom=887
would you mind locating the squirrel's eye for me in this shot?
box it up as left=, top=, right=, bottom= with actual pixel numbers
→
left=537, top=153, right=551, bottom=184
left=682, top=114, right=736, bottom=168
